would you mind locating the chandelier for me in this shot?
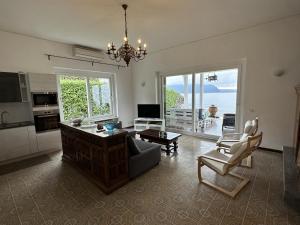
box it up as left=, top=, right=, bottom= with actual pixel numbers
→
left=106, top=4, right=147, bottom=66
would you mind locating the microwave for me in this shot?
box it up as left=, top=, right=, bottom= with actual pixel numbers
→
left=32, top=92, right=58, bottom=107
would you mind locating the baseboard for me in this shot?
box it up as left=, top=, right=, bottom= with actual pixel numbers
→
left=259, top=147, right=282, bottom=153
left=0, top=148, right=61, bottom=166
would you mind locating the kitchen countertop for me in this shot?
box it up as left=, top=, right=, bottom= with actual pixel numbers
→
left=0, top=121, right=34, bottom=130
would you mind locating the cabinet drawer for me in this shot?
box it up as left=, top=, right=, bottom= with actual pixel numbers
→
left=36, top=130, right=62, bottom=151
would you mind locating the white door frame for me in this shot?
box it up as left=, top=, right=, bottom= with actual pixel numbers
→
left=157, top=60, right=245, bottom=140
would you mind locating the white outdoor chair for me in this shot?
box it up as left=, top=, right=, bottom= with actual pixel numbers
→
left=216, top=117, right=258, bottom=167
left=198, top=132, right=262, bottom=198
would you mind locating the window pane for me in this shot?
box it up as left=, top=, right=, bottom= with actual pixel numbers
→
left=203, top=69, right=238, bottom=116
left=88, top=77, right=112, bottom=117
left=165, top=74, right=193, bottom=132
left=194, top=69, right=238, bottom=136
left=59, top=75, right=88, bottom=120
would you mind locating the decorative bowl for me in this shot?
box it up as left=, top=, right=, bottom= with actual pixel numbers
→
left=104, top=122, right=116, bottom=131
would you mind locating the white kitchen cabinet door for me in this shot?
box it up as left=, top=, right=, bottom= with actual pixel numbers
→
left=29, top=73, right=57, bottom=92
left=36, top=130, right=62, bottom=152
left=0, top=127, right=31, bottom=161
left=27, top=126, right=38, bottom=153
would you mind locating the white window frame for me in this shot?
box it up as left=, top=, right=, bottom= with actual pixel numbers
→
left=54, top=68, right=117, bottom=122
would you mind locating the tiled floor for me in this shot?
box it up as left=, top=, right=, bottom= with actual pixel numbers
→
left=0, top=135, right=299, bottom=225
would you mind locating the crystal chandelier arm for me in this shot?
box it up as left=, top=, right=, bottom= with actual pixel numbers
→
left=133, top=53, right=146, bottom=62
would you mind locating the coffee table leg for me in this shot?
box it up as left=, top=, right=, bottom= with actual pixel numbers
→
left=174, top=140, right=178, bottom=152
left=166, top=144, right=171, bottom=155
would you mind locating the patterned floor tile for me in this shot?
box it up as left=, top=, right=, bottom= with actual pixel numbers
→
left=0, top=135, right=292, bottom=225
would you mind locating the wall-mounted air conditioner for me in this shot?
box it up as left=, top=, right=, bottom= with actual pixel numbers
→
left=73, top=45, right=105, bottom=61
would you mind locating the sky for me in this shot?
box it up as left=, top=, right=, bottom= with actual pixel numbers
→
left=166, top=68, right=238, bottom=89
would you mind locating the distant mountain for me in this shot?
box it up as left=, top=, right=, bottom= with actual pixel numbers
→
left=167, top=84, right=236, bottom=93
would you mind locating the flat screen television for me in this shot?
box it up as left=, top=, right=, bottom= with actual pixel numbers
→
left=137, top=104, right=160, bottom=118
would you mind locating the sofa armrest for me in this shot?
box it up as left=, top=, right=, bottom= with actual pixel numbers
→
left=129, top=143, right=161, bottom=179
left=130, top=144, right=161, bottom=163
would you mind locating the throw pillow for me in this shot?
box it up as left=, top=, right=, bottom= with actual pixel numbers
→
left=127, top=136, right=141, bottom=156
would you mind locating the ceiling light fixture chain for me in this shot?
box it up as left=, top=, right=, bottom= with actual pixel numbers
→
left=123, top=4, right=128, bottom=39
left=106, top=4, right=147, bottom=66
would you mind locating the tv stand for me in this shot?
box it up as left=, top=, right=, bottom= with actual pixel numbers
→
left=134, top=118, right=165, bottom=131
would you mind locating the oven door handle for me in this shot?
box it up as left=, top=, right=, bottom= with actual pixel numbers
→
left=36, top=114, right=58, bottom=118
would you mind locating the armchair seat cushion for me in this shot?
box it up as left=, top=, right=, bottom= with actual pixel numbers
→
left=202, top=150, right=230, bottom=175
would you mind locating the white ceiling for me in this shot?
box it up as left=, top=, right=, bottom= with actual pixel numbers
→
left=0, top=0, right=300, bottom=52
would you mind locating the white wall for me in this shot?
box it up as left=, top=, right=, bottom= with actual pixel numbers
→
left=0, top=103, right=32, bottom=123
left=0, top=30, right=134, bottom=127
left=132, top=15, right=300, bottom=150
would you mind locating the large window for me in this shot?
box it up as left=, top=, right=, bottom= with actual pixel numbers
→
left=58, top=74, right=115, bottom=121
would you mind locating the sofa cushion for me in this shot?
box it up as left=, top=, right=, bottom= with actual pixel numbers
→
left=127, top=136, right=141, bottom=156
left=134, top=140, right=159, bottom=152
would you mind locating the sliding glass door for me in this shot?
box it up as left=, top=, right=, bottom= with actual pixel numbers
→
left=164, top=74, right=193, bottom=132
left=163, top=68, right=239, bottom=138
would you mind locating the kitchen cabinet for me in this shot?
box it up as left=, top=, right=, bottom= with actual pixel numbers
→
left=29, top=73, right=57, bottom=92
left=36, top=130, right=62, bottom=152
left=0, top=127, right=31, bottom=161
left=0, top=72, right=30, bottom=103
left=0, top=126, right=61, bottom=163
left=28, top=126, right=38, bottom=153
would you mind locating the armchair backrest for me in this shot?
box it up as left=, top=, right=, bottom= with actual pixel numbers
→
left=227, top=132, right=263, bottom=170
left=243, top=117, right=259, bottom=136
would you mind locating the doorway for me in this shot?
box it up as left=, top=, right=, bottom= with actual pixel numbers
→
left=162, top=68, right=239, bottom=139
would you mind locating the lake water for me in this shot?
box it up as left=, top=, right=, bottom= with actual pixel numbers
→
left=186, top=92, right=237, bottom=116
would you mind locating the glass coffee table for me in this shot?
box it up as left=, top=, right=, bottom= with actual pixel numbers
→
left=138, top=129, right=182, bottom=155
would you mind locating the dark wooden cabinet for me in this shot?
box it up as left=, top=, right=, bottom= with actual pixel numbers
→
left=60, top=123, right=129, bottom=194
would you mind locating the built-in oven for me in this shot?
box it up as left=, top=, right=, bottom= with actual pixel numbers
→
left=34, top=109, right=60, bottom=132
left=32, top=92, right=58, bottom=107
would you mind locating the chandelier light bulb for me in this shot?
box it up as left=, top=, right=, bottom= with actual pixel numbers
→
left=144, top=43, right=147, bottom=48
left=108, top=43, right=111, bottom=48
left=138, top=39, right=142, bottom=44
left=124, top=37, right=128, bottom=42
